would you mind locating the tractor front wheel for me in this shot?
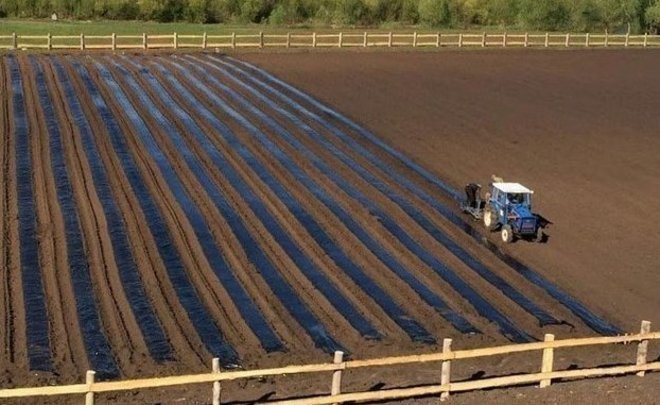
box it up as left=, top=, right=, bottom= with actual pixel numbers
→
left=501, top=224, right=514, bottom=243
left=483, top=208, right=498, bottom=231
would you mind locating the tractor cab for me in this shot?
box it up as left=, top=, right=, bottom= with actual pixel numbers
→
left=483, top=182, right=544, bottom=243
left=490, top=183, right=533, bottom=215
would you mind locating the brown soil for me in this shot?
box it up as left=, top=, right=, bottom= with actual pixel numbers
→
left=0, top=50, right=658, bottom=404
left=240, top=49, right=660, bottom=333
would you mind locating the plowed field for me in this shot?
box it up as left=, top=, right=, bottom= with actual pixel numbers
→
left=0, top=51, right=655, bottom=401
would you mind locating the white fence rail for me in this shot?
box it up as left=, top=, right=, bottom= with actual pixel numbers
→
left=0, top=31, right=659, bottom=51
left=0, top=321, right=656, bottom=404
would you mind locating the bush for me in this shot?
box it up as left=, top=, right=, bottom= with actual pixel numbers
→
left=418, top=0, right=452, bottom=26
left=647, top=0, right=660, bottom=31
left=481, top=0, right=520, bottom=26
left=518, top=0, right=571, bottom=30
left=240, top=0, right=274, bottom=22
left=333, top=0, right=372, bottom=25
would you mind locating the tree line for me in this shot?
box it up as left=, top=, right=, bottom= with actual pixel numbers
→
left=2, top=0, right=660, bottom=33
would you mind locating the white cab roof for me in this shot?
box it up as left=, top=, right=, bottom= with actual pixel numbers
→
left=493, top=182, right=534, bottom=194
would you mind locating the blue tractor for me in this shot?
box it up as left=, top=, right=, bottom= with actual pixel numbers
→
left=461, top=180, right=548, bottom=243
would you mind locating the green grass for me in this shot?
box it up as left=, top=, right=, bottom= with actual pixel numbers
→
left=0, top=18, right=558, bottom=36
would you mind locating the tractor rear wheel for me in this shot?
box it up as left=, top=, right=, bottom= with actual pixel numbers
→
left=483, top=208, right=498, bottom=231
left=501, top=224, right=514, bottom=243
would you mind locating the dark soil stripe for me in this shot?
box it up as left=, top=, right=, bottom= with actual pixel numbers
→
left=29, top=56, right=118, bottom=378
left=183, top=57, right=524, bottom=342
left=168, top=58, right=450, bottom=343
left=91, top=61, right=283, bottom=353
left=112, top=58, right=343, bottom=353
left=69, top=59, right=241, bottom=367
left=6, top=55, right=53, bottom=372
left=210, top=54, right=562, bottom=329
left=130, top=58, right=380, bottom=342
left=224, top=56, right=621, bottom=337
left=51, top=58, right=173, bottom=362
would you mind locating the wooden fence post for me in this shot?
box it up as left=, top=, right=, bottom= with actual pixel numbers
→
left=436, top=32, right=440, bottom=47
left=458, top=33, right=463, bottom=47
left=47, top=32, right=52, bottom=50
left=231, top=32, right=236, bottom=49
left=544, top=32, right=549, bottom=47
left=203, top=32, right=207, bottom=49
left=173, top=32, right=178, bottom=49
left=625, top=32, right=630, bottom=47
left=338, top=32, right=343, bottom=48
left=111, top=32, right=116, bottom=51
left=85, top=370, right=95, bottom=405
left=643, top=32, right=648, bottom=47
left=565, top=32, right=570, bottom=47
left=287, top=32, right=291, bottom=48
left=363, top=31, right=368, bottom=47
left=312, top=32, right=317, bottom=48
left=12, top=32, right=17, bottom=49
left=331, top=351, right=344, bottom=405
left=637, top=321, right=652, bottom=377
left=604, top=31, right=609, bottom=47
left=502, top=32, right=507, bottom=47
left=524, top=32, right=528, bottom=47
left=413, top=31, right=418, bottom=47
left=142, top=32, right=147, bottom=49
left=540, top=334, right=555, bottom=388
left=440, top=338, right=452, bottom=401
left=585, top=32, right=590, bottom=47
left=259, top=31, right=264, bottom=48
left=80, top=33, right=85, bottom=50
left=481, top=32, right=486, bottom=47
left=388, top=31, right=393, bottom=47
left=212, top=358, right=221, bottom=405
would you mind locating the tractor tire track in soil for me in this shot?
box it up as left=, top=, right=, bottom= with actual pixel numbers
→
left=0, top=53, right=628, bottom=386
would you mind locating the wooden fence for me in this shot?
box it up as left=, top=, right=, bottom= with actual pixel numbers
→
left=1, top=31, right=660, bottom=51
left=0, top=321, right=656, bottom=404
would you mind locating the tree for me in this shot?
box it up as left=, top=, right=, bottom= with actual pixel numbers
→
left=646, top=0, right=660, bottom=31
left=479, top=0, right=520, bottom=26
left=518, top=0, right=571, bottom=30
left=593, top=0, right=640, bottom=31
left=332, top=0, right=372, bottom=25
left=240, top=0, right=274, bottom=22
left=418, top=0, right=452, bottom=26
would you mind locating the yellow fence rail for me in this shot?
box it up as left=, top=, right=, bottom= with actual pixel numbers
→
left=0, top=31, right=659, bottom=51
left=0, top=321, right=656, bottom=404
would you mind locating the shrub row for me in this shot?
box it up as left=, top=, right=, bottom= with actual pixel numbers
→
left=2, top=0, right=660, bottom=33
